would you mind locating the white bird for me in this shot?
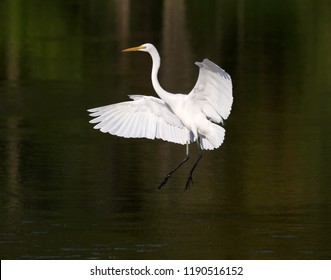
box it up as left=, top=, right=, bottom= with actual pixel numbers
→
left=88, top=43, right=233, bottom=190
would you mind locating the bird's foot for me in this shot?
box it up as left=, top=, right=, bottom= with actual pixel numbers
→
left=185, top=174, right=194, bottom=190
left=158, top=174, right=171, bottom=189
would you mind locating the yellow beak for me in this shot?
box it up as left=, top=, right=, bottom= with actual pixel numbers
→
left=122, top=45, right=145, bottom=52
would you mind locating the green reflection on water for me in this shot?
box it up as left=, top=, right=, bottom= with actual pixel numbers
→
left=0, top=0, right=331, bottom=259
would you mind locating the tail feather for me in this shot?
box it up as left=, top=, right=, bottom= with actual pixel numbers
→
left=199, top=124, right=225, bottom=150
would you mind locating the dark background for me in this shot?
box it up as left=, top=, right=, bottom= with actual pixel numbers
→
left=1, top=0, right=331, bottom=259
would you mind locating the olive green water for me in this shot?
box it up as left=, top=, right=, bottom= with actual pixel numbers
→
left=1, top=0, right=331, bottom=259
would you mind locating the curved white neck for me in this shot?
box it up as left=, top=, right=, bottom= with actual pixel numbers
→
left=148, top=47, right=175, bottom=104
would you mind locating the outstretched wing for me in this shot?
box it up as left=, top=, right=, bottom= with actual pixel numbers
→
left=88, top=95, right=191, bottom=145
left=188, top=59, right=233, bottom=124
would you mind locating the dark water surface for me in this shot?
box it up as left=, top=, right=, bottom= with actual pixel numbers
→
left=1, top=0, right=331, bottom=259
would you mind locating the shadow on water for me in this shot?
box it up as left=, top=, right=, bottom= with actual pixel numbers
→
left=1, top=0, right=331, bottom=259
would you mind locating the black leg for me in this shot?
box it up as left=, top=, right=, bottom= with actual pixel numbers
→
left=185, top=140, right=203, bottom=190
left=158, top=143, right=190, bottom=189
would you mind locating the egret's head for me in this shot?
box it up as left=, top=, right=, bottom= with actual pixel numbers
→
left=122, top=43, right=153, bottom=53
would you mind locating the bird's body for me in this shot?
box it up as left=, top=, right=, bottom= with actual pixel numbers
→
left=88, top=43, right=233, bottom=189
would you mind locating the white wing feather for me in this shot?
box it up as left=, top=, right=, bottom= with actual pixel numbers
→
left=188, top=59, right=233, bottom=124
left=88, top=95, right=191, bottom=145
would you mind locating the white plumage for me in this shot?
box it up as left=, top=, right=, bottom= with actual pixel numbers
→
left=190, top=59, right=232, bottom=123
left=89, top=95, right=191, bottom=145
left=88, top=43, right=233, bottom=189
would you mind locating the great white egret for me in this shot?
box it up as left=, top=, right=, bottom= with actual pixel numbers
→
left=88, top=43, right=233, bottom=190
